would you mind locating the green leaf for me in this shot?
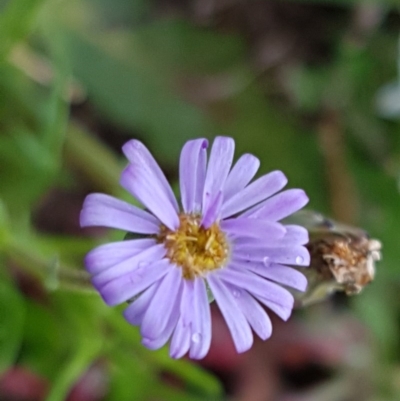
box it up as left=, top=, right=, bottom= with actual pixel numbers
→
left=106, top=350, right=155, bottom=401
left=108, top=348, right=221, bottom=401
left=44, top=337, right=102, bottom=401
left=39, top=29, right=70, bottom=158
left=0, top=0, right=47, bottom=58
left=0, top=128, right=58, bottom=214
left=0, top=62, right=48, bottom=126
left=353, top=282, right=399, bottom=362
left=43, top=293, right=104, bottom=401
left=160, top=355, right=223, bottom=397
left=0, top=199, right=10, bottom=248
left=62, top=27, right=215, bottom=164
left=0, top=268, right=25, bottom=373
left=106, top=308, right=223, bottom=400
left=19, top=301, right=62, bottom=377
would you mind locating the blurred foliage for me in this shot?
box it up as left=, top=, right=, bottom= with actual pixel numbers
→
left=1, top=0, right=400, bottom=400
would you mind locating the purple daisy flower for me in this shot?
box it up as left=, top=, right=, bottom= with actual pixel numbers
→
left=80, top=137, right=310, bottom=359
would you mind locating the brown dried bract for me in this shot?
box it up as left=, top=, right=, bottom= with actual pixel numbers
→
left=306, top=220, right=381, bottom=296
left=286, top=211, right=382, bottom=306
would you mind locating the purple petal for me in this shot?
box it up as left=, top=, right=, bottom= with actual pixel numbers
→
left=142, top=300, right=180, bottom=350
left=123, top=283, right=159, bottom=325
left=224, top=283, right=272, bottom=340
left=99, top=259, right=170, bottom=306
left=221, top=171, right=287, bottom=218
left=264, top=245, right=310, bottom=266
left=189, top=278, right=212, bottom=359
left=179, top=280, right=194, bottom=328
left=244, top=189, right=309, bottom=221
left=170, top=316, right=191, bottom=359
left=217, top=267, right=294, bottom=308
left=170, top=278, right=212, bottom=359
left=140, top=267, right=183, bottom=340
left=80, top=193, right=160, bottom=233
left=85, top=239, right=156, bottom=274
left=195, top=144, right=207, bottom=214
left=122, top=140, right=179, bottom=213
left=223, top=154, right=260, bottom=200
left=201, top=190, right=223, bottom=228
left=232, top=225, right=309, bottom=249
left=207, top=275, right=253, bottom=353
left=91, top=244, right=167, bottom=288
left=255, top=296, right=293, bottom=321
left=170, top=281, right=193, bottom=359
left=179, top=139, right=208, bottom=214
left=246, top=225, right=309, bottom=247
left=233, top=245, right=310, bottom=266
left=121, top=165, right=179, bottom=230
left=221, top=218, right=286, bottom=239
left=231, top=261, right=307, bottom=292
left=282, top=225, right=309, bottom=245
left=202, top=137, right=234, bottom=219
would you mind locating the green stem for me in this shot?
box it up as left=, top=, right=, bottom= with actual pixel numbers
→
left=45, top=337, right=102, bottom=401
left=5, top=237, right=95, bottom=293
left=64, top=121, right=123, bottom=194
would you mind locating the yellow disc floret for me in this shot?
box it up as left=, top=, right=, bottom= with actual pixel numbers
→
left=157, top=214, right=230, bottom=280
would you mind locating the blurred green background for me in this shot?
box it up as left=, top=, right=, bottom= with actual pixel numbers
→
left=1, top=0, right=400, bottom=400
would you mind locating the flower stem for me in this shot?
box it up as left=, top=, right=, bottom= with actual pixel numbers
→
left=5, top=237, right=94, bottom=293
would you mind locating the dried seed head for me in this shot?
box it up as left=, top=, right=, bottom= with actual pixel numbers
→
left=287, top=211, right=382, bottom=306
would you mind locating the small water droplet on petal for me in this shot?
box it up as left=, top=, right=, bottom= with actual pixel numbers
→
left=296, top=256, right=304, bottom=265
left=232, top=289, right=241, bottom=298
left=191, top=333, right=202, bottom=343
left=263, top=257, right=270, bottom=266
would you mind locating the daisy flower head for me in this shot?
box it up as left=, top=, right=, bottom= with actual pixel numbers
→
left=80, top=137, right=310, bottom=359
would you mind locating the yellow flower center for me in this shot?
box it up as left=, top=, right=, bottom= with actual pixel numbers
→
left=157, top=214, right=230, bottom=280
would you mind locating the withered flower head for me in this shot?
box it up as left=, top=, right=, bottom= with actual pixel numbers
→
left=287, top=211, right=381, bottom=306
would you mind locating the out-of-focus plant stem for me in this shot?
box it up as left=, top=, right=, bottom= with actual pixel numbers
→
left=316, top=110, right=358, bottom=224
left=64, top=122, right=123, bottom=195
left=4, top=236, right=94, bottom=293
